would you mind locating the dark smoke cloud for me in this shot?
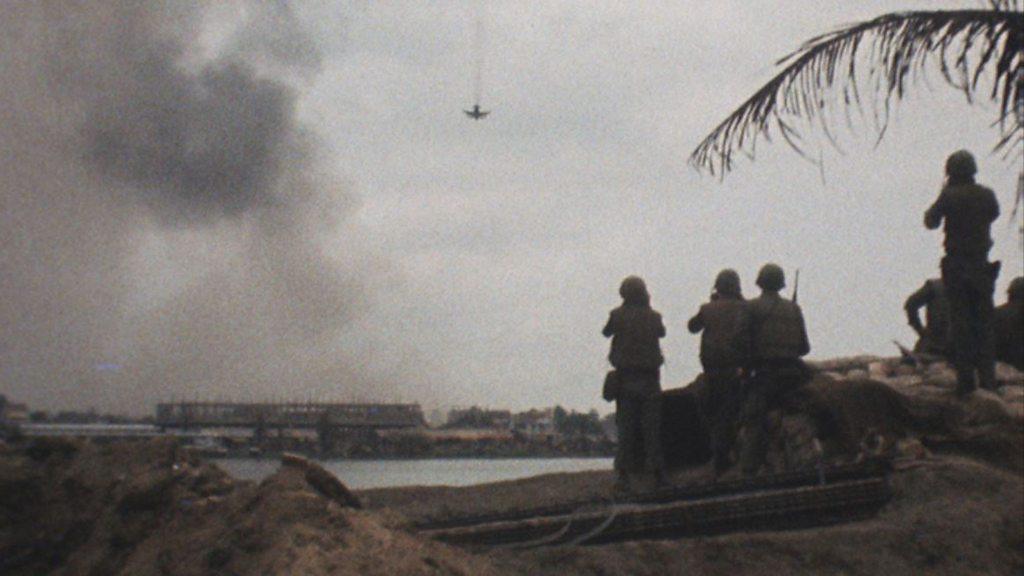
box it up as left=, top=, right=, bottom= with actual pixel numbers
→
left=0, top=1, right=387, bottom=414
left=85, top=62, right=295, bottom=224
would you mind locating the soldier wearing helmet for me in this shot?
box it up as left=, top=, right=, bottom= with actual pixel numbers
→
left=688, top=269, right=749, bottom=476
left=603, top=275, right=668, bottom=491
left=737, top=263, right=810, bottom=477
left=924, top=150, right=1001, bottom=394
left=994, top=277, right=1023, bottom=371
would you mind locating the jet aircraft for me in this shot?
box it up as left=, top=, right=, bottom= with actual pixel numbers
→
left=463, top=104, right=490, bottom=120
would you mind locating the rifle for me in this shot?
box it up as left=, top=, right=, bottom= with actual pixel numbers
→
left=893, top=340, right=919, bottom=367
left=792, top=269, right=800, bottom=304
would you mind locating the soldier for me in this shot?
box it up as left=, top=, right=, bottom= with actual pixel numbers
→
left=924, top=150, right=1001, bottom=395
left=737, top=264, right=811, bottom=477
left=688, top=269, right=749, bottom=477
left=903, top=278, right=951, bottom=357
left=994, top=277, right=1023, bottom=371
left=603, top=276, right=668, bottom=491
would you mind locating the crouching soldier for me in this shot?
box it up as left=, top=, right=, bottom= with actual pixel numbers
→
left=738, top=264, right=811, bottom=477
left=688, top=269, right=749, bottom=477
left=995, top=277, right=1023, bottom=371
left=904, top=278, right=952, bottom=358
left=603, top=276, right=668, bottom=491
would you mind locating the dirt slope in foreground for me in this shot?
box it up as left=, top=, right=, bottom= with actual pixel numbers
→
left=0, top=439, right=500, bottom=576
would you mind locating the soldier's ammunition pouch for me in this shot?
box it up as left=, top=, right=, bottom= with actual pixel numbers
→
left=603, top=370, right=619, bottom=402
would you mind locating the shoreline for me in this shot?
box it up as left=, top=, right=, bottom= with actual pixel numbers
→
left=210, top=453, right=614, bottom=462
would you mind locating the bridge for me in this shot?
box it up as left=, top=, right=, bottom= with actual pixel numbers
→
left=155, top=401, right=425, bottom=431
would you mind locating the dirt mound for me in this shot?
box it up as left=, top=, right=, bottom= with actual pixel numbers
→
left=799, top=359, right=1024, bottom=471
left=0, top=438, right=499, bottom=576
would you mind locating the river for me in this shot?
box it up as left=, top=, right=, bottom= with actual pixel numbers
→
left=214, top=457, right=613, bottom=489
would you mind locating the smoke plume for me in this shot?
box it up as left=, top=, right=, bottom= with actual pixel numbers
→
left=0, top=1, right=386, bottom=414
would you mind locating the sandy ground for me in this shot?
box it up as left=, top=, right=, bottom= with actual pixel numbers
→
left=363, top=457, right=1022, bottom=576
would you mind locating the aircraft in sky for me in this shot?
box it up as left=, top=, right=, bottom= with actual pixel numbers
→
left=463, top=104, right=490, bottom=120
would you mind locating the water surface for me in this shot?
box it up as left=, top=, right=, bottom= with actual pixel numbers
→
left=214, top=457, right=612, bottom=489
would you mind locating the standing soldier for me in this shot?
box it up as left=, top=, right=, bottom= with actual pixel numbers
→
left=924, top=150, right=1001, bottom=395
left=688, top=269, right=749, bottom=477
left=904, top=278, right=952, bottom=358
left=603, top=276, right=668, bottom=491
left=994, top=277, right=1023, bottom=372
left=738, top=264, right=811, bottom=477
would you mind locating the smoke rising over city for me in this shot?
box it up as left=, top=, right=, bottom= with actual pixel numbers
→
left=0, top=1, right=384, bottom=412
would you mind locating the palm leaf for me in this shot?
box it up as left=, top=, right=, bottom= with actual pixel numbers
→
left=690, top=4, right=1024, bottom=176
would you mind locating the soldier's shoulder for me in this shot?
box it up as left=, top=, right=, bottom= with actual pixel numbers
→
left=744, top=295, right=771, bottom=314
left=710, top=297, right=746, bottom=312
left=964, top=182, right=997, bottom=199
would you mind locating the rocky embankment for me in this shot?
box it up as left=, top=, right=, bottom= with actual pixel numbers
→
left=1, top=358, right=1022, bottom=575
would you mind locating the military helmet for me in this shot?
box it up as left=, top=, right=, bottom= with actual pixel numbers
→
left=619, top=275, right=650, bottom=303
left=756, top=263, right=786, bottom=291
left=714, top=269, right=742, bottom=297
left=945, top=150, right=977, bottom=178
left=1008, top=276, right=1024, bottom=301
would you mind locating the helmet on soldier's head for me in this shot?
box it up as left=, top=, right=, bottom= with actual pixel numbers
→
left=1008, top=276, right=1024, bottom=302
left=945, top=150, right=977, bottom=178
left=714, top=269, right=742, bottom=297
left=756, top=263, right=785, bottom=291
left=619, top=275, right=650, bottom=304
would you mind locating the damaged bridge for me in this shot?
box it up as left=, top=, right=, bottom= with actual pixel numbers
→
left=155, top=401, right=425, bottom=435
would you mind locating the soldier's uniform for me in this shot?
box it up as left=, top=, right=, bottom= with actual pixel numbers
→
left=994, top=277, right=1023, bottom=371
left=904, top=278, right=951, bottom=357
left=737, top=264, right=810, bottom=477
left=924, top=150, right=1000, bottom=394
left=688, top=269, right=749, bottom=476
left=603, top=276, right=667, bottom=488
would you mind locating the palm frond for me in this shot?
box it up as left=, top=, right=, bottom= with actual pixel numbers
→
left=690, top=6, right=1024, bottom=176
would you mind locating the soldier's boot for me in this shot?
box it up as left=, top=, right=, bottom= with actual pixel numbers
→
left=612, top=473, right=630, bottom=497
left=712, top=456, right=729, bottom=479
left=978, top=363, right=998, bottom=391
left=953, top=363, right=977, bottom=397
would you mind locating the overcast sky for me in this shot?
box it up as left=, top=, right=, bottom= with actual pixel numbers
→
left=2, top=1, right=1021, bottom=415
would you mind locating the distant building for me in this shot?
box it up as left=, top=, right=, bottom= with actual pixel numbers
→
left=445, top=407, right=512, bottom=430
left=155, top=401, right=425, bottom=430
left=0, top=399, right=29, bottom=424
left=512, top=408, right=556, bottom=437
left=426, top=408, right=448, bottom=428
left=18, top=422, right=164, bottom=438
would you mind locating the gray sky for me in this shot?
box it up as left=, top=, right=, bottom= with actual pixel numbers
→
left=1, top=1, right=1021, bottom=415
